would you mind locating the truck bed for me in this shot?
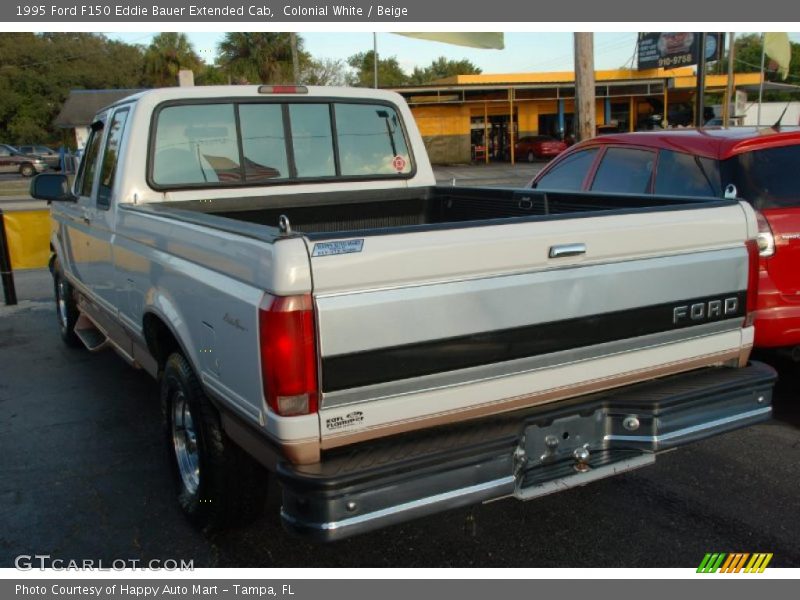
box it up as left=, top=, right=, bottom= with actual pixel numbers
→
left=152, top=186, right=734, bottom=237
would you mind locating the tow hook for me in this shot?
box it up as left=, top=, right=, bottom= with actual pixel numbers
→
left=573, top=445, right=591, bottom=472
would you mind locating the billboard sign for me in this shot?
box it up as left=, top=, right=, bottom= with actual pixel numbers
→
left=637, top=33, right=724, bottom=69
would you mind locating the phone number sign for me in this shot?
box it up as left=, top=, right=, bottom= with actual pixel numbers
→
left=637, top=32, right=724, bottom=70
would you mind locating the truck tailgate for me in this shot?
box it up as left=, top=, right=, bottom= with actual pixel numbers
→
left=307, top=203, right=754, bottom=448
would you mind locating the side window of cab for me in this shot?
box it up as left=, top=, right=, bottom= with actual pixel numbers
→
left=97, top=108, right=130, bottom=209
left=74, top=121, right=105, bottom=199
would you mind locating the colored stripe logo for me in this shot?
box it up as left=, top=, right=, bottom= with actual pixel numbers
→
left=697, top=553, right=773, bottom=573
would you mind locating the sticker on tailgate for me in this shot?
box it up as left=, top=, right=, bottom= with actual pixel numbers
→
left=312, top=239, right=364, bottom=257
left=326, top=411, right=365, bottom=431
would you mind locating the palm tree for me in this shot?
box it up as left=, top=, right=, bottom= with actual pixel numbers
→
left=143, top=33, right=202, bottom=87
left=217, top=33, right=308, bottom=84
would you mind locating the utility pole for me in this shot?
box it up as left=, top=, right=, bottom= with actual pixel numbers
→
left=373, top=33, right=379, bottom=88
left=290, top=32, right=300, bottom=84
left=574, top=32, right=595, bottom=142
left=694, top=32, right=707, bottom=127
left=723, top=32, right=735, bottom=127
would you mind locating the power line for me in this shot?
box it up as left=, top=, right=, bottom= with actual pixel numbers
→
left=523, top=34, right=634, bottom=71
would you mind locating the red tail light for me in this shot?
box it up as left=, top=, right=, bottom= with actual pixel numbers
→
left=745, top=239, right=760, bottom=327
left=258, top=294, right=318, bottom=416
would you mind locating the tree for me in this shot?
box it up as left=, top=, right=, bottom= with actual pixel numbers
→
left=408, top=56, right=481, bottom=84
left=346, top=51, right=409, bottom=87
left=302, top=58, right=348, bottom=86
left=0, top=33, right=145, bottom=144
left=142, top=33, right=203, bottom=87
left=195, top=63, right=228, bottom=85
left=217, top=33, right=310, bottom=84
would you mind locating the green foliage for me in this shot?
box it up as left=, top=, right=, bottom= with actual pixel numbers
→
left=302, top=58, right=348, bottom=86
left=142, top=33, right=203, bottom=88
left=0, top=33, right=146, bottom=144
left=345, top=53, right=482, bottom=87
left=217, top=33, right=310, bottom=84
left=195, top=63, right=229, bottom=86
left=346, top=51, right=409, bottom=87
left=409, top=56, right=482, bottom=84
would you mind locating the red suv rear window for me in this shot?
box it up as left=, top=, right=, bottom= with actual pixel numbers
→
left=723, top=145, right=800, bottom=209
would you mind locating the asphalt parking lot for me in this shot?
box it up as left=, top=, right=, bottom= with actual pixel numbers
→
left=1, top=267, right=799, bottom=569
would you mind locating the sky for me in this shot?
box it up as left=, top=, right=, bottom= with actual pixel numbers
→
left=107, top=31, right=800, bottom=76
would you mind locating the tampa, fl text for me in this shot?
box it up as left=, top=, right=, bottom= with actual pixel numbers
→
left=16, top=585, right=296, bottom=597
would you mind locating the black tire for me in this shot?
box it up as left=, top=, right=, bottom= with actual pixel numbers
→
left=161, top=352, right=268, bottom=532
left=52, top=261, right=81, bottom=348
left=19, top=163, right=35, bottom=177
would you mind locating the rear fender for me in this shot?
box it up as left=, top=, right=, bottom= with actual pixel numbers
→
left=142, top=288, right=199, bottom=375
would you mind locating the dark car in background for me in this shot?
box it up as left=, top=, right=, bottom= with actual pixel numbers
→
left=531, top=126, right=800, bottom=354
left=17, top=145, right=61, bottom=170
left=514, top=135, right=567, bottom=162
left=0, top=143, right=49, bottom=177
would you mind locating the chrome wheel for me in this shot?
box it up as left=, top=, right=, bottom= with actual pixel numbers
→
left=171, top=391, right=200, bottom=495
left=56, top=279, right=69, bottom=332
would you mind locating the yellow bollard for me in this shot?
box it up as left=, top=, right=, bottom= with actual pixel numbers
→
left=2, top=209, right=51, bottom=270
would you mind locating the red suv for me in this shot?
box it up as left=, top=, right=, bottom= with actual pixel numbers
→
left=531, top=127, right=800, bottom=352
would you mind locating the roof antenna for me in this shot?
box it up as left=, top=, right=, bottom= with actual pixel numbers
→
left=772, top=102, right=791, bottom=131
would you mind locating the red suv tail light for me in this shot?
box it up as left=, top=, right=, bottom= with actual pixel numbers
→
left=755, top=211, right=775, bottom=258
left=258, top=294, right=318, bottom=416
left=745, top=239, right=760, bottom=327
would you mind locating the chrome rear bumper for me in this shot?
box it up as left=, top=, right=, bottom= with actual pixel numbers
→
left=278, top=362, right=775, bottom=541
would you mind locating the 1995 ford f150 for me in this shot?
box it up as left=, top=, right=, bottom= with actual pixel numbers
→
left=31, top=86, right=776, bottom=539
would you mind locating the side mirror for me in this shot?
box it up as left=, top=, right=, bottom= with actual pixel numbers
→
left=30, top=173, right=76, bottom=203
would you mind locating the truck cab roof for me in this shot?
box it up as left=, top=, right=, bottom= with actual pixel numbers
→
left=101, top=85, right=411, bottom=112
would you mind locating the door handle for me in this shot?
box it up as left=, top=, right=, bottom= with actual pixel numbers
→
left=549, top=243, right=586, bottom=258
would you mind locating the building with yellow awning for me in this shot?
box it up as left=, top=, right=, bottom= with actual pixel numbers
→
left=390, top=67, right=765, bottom=164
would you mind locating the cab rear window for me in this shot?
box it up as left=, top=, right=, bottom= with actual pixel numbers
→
left=150, top=101, right=413, bottom=188
left=723, top=145, right=800, bottom=209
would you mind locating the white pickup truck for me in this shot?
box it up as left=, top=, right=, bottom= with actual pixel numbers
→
left=32, top=85, right=775, bottom=540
